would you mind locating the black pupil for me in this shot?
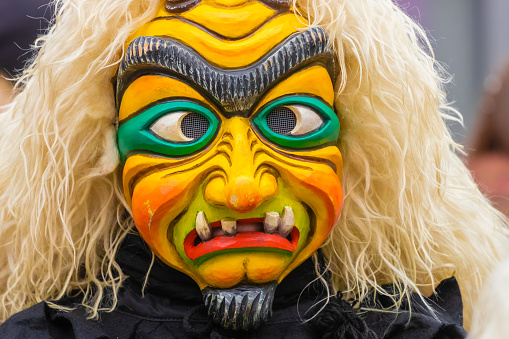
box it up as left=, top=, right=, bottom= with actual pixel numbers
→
left=266, top=107, right=297, bottom=135
left=181, top=113, right=210, bottom=140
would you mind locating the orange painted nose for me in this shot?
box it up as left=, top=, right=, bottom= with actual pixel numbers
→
left=205, top=172, right=278, bottom=213
left=204, top=118, right=278, bottom=213
left=225, top=177, right=262, bottom=212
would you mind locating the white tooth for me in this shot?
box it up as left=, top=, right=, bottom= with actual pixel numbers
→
left=196, top=211, right=211, bottom=242
left=278, top=206, right=295, bottom=238
left=264, top=212, right=280, bottom=234
left=221, top=219, right=237, bottom=236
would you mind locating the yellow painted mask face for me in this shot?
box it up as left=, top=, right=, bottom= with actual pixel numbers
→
left=116, top=0, right=343, bottom=329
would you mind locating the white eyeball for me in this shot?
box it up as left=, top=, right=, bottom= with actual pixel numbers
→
left=266, top=105, right=323, bottom=136
left=150, top=111, right=210, bottom=142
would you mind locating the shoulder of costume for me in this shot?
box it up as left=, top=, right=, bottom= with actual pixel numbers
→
left=362, top=277, right=467, bottom=338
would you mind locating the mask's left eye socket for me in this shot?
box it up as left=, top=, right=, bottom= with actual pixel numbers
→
left=252, top=96, right=340, bottom=149
left=150, top=111, right=210, bottom=142
left=266, top=105, right=324, bottom=136
left=118, top=101, right=220, bottom=162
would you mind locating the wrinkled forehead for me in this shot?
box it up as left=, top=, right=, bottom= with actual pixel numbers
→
left=116, top=0, right=335, bottom=115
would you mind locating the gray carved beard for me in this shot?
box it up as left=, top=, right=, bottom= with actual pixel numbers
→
left=202, top=282, right=278, bottom=331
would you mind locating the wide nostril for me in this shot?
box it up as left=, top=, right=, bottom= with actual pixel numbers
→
left=204, top=177, right=228, bottom=207
left=259, top=172, right=278, bottom=201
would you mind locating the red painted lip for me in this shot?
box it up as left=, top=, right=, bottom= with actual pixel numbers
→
left=184, top=218, right=300, bottom=260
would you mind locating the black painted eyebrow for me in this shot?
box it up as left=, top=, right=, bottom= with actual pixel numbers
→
left=116, top=27, right=335, bottom=117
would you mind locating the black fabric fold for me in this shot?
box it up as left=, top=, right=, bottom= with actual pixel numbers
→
left=362, top=277, right=467, bottom=338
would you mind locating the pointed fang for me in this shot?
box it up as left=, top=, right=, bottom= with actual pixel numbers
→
left=196, top=211, right=212, bottom=242
left=263, top=212, right=280, bottom=234
left=221, top=219, right=237, bottom=236
left=278, top=206, right=294, bottom=238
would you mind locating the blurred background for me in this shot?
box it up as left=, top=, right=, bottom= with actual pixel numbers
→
left=396, top=0, right=509, bottom=216
left=0, top=0, right=52, bottom=108
left=395, top=0, right=509, bottom=144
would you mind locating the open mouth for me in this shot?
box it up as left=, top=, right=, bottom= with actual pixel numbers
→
left=184, top=208, right=300, bottom=260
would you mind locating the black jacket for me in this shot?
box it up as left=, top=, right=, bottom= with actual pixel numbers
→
left=0, top=234, right=467, bottom=338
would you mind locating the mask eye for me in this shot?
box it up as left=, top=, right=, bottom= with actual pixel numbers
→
left=252, top=96, right=340, bottom=149
left=117, top=101, right=220, bottom=162
left=150, top=111, right=210, bottom=142
left=266, top=105, right=324, bottom=136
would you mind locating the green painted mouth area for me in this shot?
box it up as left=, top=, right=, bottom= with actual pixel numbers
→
left=172, top=178, right=310, bottom=269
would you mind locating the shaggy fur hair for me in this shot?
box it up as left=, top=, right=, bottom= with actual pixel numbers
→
left=0, top=0, right=507, bottom=330
left=469, top=257, right=509, bottom=338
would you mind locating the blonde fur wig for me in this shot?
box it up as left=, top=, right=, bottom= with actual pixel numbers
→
left=0, top=0, right=507, bottom=330
left=469, top=257, right=509, bottom=338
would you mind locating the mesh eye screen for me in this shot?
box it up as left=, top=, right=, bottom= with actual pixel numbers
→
left=118, top=101, right=219, bottom=162
left=266, top=107, right=296, bottom=135
left=181, top=113, right=210, bottom=139
left=252, top=96, right=340, bottom=149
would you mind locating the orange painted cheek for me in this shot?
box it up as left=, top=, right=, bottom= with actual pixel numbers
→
left=300, top=173, right=341, bottom=234
left=304, top=169, right=343, bottom=221
left=277, top=165, right=342, bottom=233
left=131, top=175, right=195, bottom=241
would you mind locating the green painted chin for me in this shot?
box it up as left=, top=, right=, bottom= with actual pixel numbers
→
left=169, top=179, right=310, bottom=270
left=191, top=247, right=293, bottom=266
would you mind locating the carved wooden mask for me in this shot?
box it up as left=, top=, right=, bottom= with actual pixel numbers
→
left=116, top=0, right=343, bottom=330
